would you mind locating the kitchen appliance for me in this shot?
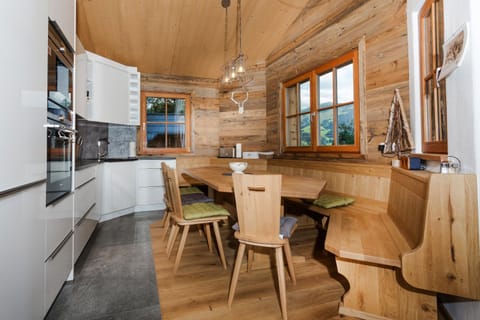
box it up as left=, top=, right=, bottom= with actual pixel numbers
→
left=47, top=20, right=74, bottom=123
left=46, top=20, right=75, bottom=205
left=218, top=146, right=235, bottom=158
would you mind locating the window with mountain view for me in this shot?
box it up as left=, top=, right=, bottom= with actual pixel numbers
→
left=138, top=92, right=191, bottom=154
left=283, top=50, right=359, bottom=153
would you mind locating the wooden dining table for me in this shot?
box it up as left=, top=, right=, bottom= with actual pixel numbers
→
left=182, top=166, right=326, bottom=200
left=182, top=166, right=327, bottom=266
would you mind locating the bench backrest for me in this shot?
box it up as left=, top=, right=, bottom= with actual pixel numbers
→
left=387, top=169, right=429, bottom=250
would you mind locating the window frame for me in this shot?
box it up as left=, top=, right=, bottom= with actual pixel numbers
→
left=282, top=49, right=360, bottom=154
left=138, top=91, right=192, bottom=155
left=418, top=0, right=448, bottom=154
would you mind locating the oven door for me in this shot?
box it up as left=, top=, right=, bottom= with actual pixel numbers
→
left=46, top=120, right=74, bottom=206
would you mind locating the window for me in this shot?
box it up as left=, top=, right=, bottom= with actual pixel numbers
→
left=283, top=50, right=360, bottom=153
left=139, top=92, right=191, bottom=154
left=419, top=0, right=447, bottom=153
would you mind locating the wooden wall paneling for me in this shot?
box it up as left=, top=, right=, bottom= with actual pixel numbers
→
left=141, top=73, right=220, bottom=156
left=192, top=97, right=220, bottom=156
left=265, top=0, right=409, bottom=163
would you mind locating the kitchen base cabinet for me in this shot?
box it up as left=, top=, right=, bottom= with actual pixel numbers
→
left=74, top=165, right=98, bottom=262
left=99, top=161, right=136, bottom=222
left=0, top=183, right=46, bottom=320
left=135, top=159, right=174, bottom=212
left=44, top=234, right=73, bottom=314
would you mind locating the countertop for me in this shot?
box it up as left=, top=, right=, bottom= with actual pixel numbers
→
left=75, top=156, right=176, bottom=170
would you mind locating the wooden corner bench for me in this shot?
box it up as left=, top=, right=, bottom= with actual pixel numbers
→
left=324, top=168, right=480, bottom=320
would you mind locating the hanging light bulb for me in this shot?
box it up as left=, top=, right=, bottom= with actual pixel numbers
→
left=230, top=63, right=237, bottom=80
left=223, top=64, right=231, bottom=83
left=236, top=53, right=245, bottom=74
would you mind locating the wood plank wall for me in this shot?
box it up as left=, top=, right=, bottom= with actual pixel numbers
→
left=218, top=65, right=269, bottom=153
left=141, top=73, right=220, bottom=156
left=265, top=0, right=409, bottom=164
left=142, top=66, right=269, bottom=156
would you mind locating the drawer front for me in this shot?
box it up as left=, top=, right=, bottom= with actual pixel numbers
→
left=137, top=168, right=163, bottom=187
left=74, top=178, right=96, bottom=224
left=75, top=165, right=97, bottom=189
left=45, top=193, right=73, bottom=260
left=136, top=187, right=165, bottom=206
left=74, top=206, right=97, bottom=262
left=136, top=159, right=175, bottom=169
left=45, top=233, right=73, bottom=314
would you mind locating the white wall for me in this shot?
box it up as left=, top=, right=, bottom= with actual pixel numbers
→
left=407, top=0, right=480, bottom=318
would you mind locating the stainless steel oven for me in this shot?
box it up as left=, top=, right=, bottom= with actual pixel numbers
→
left=46, top=20, right=74, bottom=206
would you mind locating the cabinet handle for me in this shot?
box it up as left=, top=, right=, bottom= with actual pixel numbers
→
left=45, top=230, right=73, bottom=262
left=75, top=203, right=96, bottom=228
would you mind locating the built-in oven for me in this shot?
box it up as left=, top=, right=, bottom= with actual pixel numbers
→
left=46, top=20, right=74, bottom=206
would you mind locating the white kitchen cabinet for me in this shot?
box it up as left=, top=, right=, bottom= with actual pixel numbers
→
left=48, top=0, right=75, bottom=48
left=74, top=165, right=98, bottom=262
left=0, top=0, right=47, bottom=192
left=84, top=51, right=140, bottom=125
left=100, top=161, right=136, bottom=221
left=44, top=233, right=73, bottom=314
left=0, top=184, right=46, bottom=320
left=135, top=159, right=174, bottom=212
left=75, top=38, right=88, bottom=118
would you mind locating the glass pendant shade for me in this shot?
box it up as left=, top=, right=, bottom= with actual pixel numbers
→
left=236, top=54, right=245, bottom=74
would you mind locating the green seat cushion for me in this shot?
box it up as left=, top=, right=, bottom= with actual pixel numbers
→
left=179, top=186, right=203, bottom=195
left=182, top=202, right=230, bottom=220
left=313, top=194, right=355, bottom=209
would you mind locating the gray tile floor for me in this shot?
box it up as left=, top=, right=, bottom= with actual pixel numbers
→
left=45, top=211, right=164, bottom=320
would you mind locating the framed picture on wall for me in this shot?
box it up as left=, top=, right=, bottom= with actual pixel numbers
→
left=437, top=22, right=469, bottom=81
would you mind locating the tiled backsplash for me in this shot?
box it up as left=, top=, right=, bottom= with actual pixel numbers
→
left=108, top=124, right=137, bottom=158
left=76, top=117, right=137, bottom=160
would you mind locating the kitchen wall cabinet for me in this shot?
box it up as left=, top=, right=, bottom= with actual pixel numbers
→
left=99, top=161, right=136, bottom=221
left=79, top=51, right=140, bottom=125
left=74, top=165, right=98, bottom=262
left=135, top=159, right=174, bottom=212
left=48, top=0, right=75, bottom=48
left=0, top=0, right=47, bottom=192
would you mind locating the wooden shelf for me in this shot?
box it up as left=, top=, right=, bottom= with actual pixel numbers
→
left=410, top=153, right=448, bottom=162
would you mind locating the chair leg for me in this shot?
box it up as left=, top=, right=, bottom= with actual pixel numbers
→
left=212, top=221, right=227, bottom=269
left=173, top=225, right=190, bottom=274
left=159, top=208, right=169, bottom=227
left=247, top=246, right=254, bottom=272
left=166, top=224, right=180, bottom=258
left=275, top=247, right=288, bottom=320
left=161, top=211, right=171, bottom=242
left=283, top=240, right=296, bottom=285
left=204, top=223, right=213, bottom=253
left=228, top=243, right=246, bottom=308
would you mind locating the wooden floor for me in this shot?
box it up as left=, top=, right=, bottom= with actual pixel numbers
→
left=150, top=220, right=355, bottom=320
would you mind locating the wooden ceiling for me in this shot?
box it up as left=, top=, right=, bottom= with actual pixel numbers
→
left=76, top=0, right=313, bottom=79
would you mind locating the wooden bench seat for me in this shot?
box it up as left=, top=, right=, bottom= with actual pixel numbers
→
left=322, top=168, right=480, bottom=320
left=325, top=211, right=406, bottom=267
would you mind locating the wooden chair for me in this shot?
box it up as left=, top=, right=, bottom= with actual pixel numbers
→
left=228, top=173, right=297, bottom=320
left=165, top=165, right=230, bottom=274
left=160, top=162, right=213, bottom=242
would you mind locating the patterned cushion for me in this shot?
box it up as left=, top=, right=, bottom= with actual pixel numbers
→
left=179, top=186, right=203, bottom=195
left=313, top=194, right=355, bottom=209
left=232, top=216, right=297, bottom=239
left=182, top=202, right=230, bottom=220
left=181, top=193, right=213, bottom=205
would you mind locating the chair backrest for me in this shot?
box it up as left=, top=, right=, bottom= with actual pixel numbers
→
left=161, top=162, right=174, bottom=212
left=232, top=173, right=283, bottom=245
left=166, top=165, right=184, bottom=220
